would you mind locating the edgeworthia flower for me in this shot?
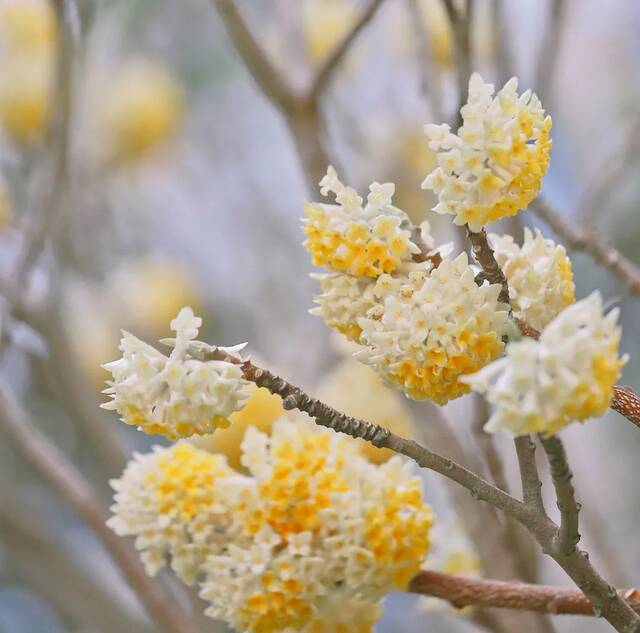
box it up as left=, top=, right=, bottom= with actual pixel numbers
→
left=422, top=73, right=552, bottom=231
left=303, top=165, right=421, bottom=277
left=108, top=416, right=433, bottom=633
left=463, top=292, right=627, bottom=436
left=102, top=307, right=251, bottom=439
left=356, top=253, right=510, bottom=404
left=490, top=227, right=575, bottom=330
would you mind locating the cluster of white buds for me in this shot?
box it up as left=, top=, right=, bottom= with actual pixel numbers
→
left=463, top=293, right=626, bottom=436
left=303, top=166, right=421, bottom=278
left=422, top=73, right=552, bottom=231
left=356, top=254, right=510, bottom=403
left=102, top=307, right=252, bottom=439
left=107, top=442, right=239, bottom=584
left=490, top=228, right=575, bottom=330
left=108, top=416, right=433, bottom=633
left=305, top=166, right=509, bottom=404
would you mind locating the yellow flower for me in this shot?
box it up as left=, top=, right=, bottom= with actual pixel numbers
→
left=101, top=59, right=183, bottom=162
left=423, top=74, right=552, bottom=231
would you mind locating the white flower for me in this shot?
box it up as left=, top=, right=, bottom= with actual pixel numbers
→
left=107, top=442, right=242, bottom=584
left=490, top=228, right=575, bottom=330
left=303, top=165, right=421, bottom=277
left=309, top=272, right=382, bottom=342
left=422, top=73, right=552, bottom=231
left=102, top=307, right=252, bottom=439
left=199, top=416, right=433, bottom=633
left=463, top=292, right=627, bottom=436
left=110, top=416, right=434, bottom=633
left=356, top=253, right=509, bottom=404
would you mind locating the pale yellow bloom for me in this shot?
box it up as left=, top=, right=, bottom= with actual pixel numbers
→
left=101, top=59, right=183, bottom=162
left=0, top=0, right=57, bottom=144
left=423, top=74, right=552, bottom=231
left=464, top=292, right=626, bottom=436
left=490, top=228, right=575, bottom=330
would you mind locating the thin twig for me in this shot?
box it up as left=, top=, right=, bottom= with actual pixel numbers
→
left=310, top=0, right=387, bottom=99
left=540, top=436, right=581, bottom=557
left=467, top=226, right=511, bottom=304
left=199, top=345, right=534, bottom=524
left=406, top=0, right=444, bottom=121
left=472, top=394, right=510, bottom=493
left=0, top=385, right=201, bottom=633
left=533, top=198, right=640, bottom=298
left=467, top=223, right=640, bottom=632
left=515, top=436, right=546, bottom=514
left=409, top=570, right=640, bottom=617
left=576, top=118, right=640, bottom=226
left=472, top=397, right=544, bottom=589
left=212, top=0, right=295, bottom=113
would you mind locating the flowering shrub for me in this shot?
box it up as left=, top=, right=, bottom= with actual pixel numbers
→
left=109, top=416, right=433, bottom=632
left=98, top=70, right=635, bottom=633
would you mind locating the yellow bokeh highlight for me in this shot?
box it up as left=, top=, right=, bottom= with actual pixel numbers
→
left=102, top=59, right=183, bottom=162
left=0, top=0, right=57, bottom=145
left=190, top=386, right=284, bottom=470
left=302, top=0, right=353, bottom=63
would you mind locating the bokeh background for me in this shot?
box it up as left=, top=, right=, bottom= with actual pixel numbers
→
left=1, top=1, right=640, bottom=632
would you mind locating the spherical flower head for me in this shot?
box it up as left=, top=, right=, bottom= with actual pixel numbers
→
left=200, top=417, right=433, bottom=633
left=422, top=73, right=552, bottom=231
left=303, top=165, right=421, bottom=278
left=101, top=306, right=252, bottom=439
left=463, top=292, right=627, bottom=436
left=356, top=253, right=510, bottom=404
left=107, top=442, right=241, bottom=584
left=101, top=58, right=183, bottom=162
left=490, top=228, right=575, bottom=330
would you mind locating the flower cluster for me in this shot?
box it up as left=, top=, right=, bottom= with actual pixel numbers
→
left=463, top=292, right=627, bottom=436
left=303, top=166, right=420, bottom=277
left=107, top=442, right=238, bottom=584
left=356, top=253, right=509, bottom=403
left=305, top=169, right=509, bottom=404
left=490, top=228, right=575, bottom=330
left=108, top=417, right=433, bottom=633
left=102, top=307, right=252, bottom=439
left=422, top=73, right=552, bottom=231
